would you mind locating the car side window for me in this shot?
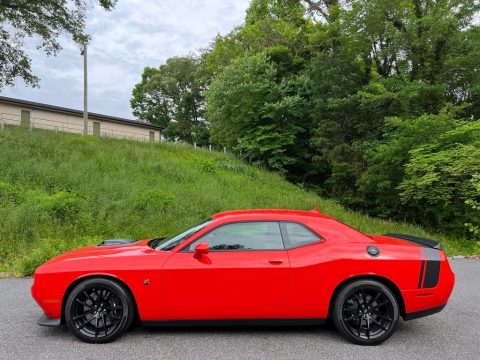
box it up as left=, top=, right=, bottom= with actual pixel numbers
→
left=186, top=221, right=284, bottom=251
left=280, top=222, right=321, bottom=249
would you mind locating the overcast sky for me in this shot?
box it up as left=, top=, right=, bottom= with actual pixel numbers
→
left=1, top=0, right=250, bottom=119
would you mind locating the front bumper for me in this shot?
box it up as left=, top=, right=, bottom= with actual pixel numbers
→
left=31, top=272, right=63, bottom=319
left=37, top=314, right=61, bottom=327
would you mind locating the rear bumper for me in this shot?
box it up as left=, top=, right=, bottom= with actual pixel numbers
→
left=402, top=250, right=455, bottom=316
left=37, top=314, right=61, bottom=327
left=404, top=303, right=447, bottom=321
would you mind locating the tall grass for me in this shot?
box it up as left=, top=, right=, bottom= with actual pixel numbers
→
left=0, top=127, right=477, bottom=275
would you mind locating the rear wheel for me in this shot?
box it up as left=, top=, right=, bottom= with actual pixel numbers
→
left=65, top=278, right=134, bottom=343
left=332, top=279, right=399, bottom=345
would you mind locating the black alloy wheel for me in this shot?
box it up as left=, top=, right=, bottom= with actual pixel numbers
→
left=332, top=279, right=399, bottom=345
left=65, top=278, right=134, bottom=343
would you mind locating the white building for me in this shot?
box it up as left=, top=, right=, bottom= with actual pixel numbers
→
left=0, top=96, right=161, bottom=142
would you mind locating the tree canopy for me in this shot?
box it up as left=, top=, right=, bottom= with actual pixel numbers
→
left=131, top=56, right=208, bottom=143
left=0, top=0, right=117, bottom=88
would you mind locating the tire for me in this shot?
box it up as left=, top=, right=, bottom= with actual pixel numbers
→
left=64, top=278, right=134, bottom=343
left=332, top=279, right=399, bottom=345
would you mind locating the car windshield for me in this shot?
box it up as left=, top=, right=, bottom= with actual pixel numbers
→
left=156, top=219, right=213, bottom=251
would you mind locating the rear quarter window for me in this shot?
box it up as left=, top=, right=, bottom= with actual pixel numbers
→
left=280, top=222, right=321, bottom=249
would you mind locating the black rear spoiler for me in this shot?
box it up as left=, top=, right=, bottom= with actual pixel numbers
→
left=384, top=233, right=442, bottom=250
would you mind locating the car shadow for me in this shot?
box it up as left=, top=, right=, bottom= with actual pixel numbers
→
left=130, top=322, right=343, bottom=343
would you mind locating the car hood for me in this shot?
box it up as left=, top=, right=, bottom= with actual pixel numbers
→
left=43, top=239, right=154, bottom=265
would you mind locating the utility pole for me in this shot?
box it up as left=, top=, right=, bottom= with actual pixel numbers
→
left=81, top=44, right=88, bottom=135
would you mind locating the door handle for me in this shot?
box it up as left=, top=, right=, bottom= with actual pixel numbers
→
left=268, top=259, right=284, bottom=265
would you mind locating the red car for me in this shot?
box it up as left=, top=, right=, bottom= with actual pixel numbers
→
left=32, top=209, right=455, bottom=345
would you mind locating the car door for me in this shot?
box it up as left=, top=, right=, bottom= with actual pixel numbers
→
left=280, top=221, right=330, bottom=318
left=161, top=221, right=290, bottom=320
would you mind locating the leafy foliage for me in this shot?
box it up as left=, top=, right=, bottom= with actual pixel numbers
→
left=398, top=121, right=480, bottom=234
left=465, top=174, right=480, bottom=239
left=206, top=53, right=307, bottom=172
left=358, top=110, right=460, bottom=219
left=0, top=0, right=116, bottom=88
left=130, top=57, right=207, bottom=142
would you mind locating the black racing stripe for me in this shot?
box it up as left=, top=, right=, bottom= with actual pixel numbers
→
left=423, top=260, right=441, bottom=288
left=418, top=259, right=426, bottom=288
left=423, top=248, right=441, bottom=288
left=418, top=247, right=426, bottom=288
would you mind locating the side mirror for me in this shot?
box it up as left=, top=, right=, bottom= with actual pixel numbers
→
left=194, top=242, right=209, bottom=258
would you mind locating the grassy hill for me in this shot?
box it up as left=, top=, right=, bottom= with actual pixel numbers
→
left=0, top=127, right=477, bottom=275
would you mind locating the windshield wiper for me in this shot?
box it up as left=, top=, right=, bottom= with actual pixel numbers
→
left=148, top=236, right=167, bottom=249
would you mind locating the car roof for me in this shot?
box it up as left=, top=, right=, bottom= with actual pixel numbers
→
left=211, top=208, right=333, bottom=221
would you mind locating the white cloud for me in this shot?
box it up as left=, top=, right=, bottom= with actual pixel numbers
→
left=1, top=0, right=250, bottom=119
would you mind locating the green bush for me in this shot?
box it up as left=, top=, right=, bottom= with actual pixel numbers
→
left=35, top=191, right=83, bottom=223
left=465, top=174, right=480, bottom=239
left=18, top=239, right=69, bottom=276
left=0, top=181, right=21, bottom=206
left=399, top=121, right=480, bottom=235
left=17, top=237, right=93, bottom=276
left=199, top=158, right=218, bottom=174
left=133, top=190, right=174, bottom=215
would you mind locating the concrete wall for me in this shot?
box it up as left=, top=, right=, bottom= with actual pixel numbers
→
left=0, top=102, right=160, bottom=142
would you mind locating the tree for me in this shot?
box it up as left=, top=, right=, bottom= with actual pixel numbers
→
left=305, top=49, right=367, bottom=200
left=206, top=53, right=306, bottom=173
left=398, top=120, right=480, bottom=234
left=465, top=174, right=480, bottom=240
left=345, top=0, right=480, bottom=82
left=303, top=0, right=340, bottom=23
left=130, top=56, right=206, bottom=140
left=443, top=26, right=480, bottom=119
left=201, top=0, right=311, bottom=81
left=242, top=0, right=311, bottom=55
left=130, top=66, right=171, bottom=129
left=200, top=31, right=245, bottom=83
left=0, top=0, right=117, bottom=89
left=357, top=109, right=461, bottom=219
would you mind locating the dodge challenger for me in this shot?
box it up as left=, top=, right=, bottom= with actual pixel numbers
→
left=31, top=209, right=455, bottom=345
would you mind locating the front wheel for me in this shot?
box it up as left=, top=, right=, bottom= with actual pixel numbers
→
left=332, top=279, right=399, bottom=345
left=64, top=278, right=134, bottom=343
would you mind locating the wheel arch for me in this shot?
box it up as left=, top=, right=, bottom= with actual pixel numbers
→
left=328, top=275, right=406, bottom=319
left=61, top=274, right=140, bottom=326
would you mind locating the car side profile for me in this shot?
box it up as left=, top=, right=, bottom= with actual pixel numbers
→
left=31, top=209, right=455, bottom=345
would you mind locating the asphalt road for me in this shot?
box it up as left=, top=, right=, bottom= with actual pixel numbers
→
left=0, top=260, right=479, bottom=360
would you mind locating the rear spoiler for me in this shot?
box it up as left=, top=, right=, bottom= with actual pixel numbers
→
left=384, top=233, right=442, bottom=250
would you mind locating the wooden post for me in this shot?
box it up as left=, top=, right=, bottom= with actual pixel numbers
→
left=194, top=142, right=197, bottom=149
left=209, top=144, right=212, bottom=152
left=223, top=147, right=226, bottom=154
